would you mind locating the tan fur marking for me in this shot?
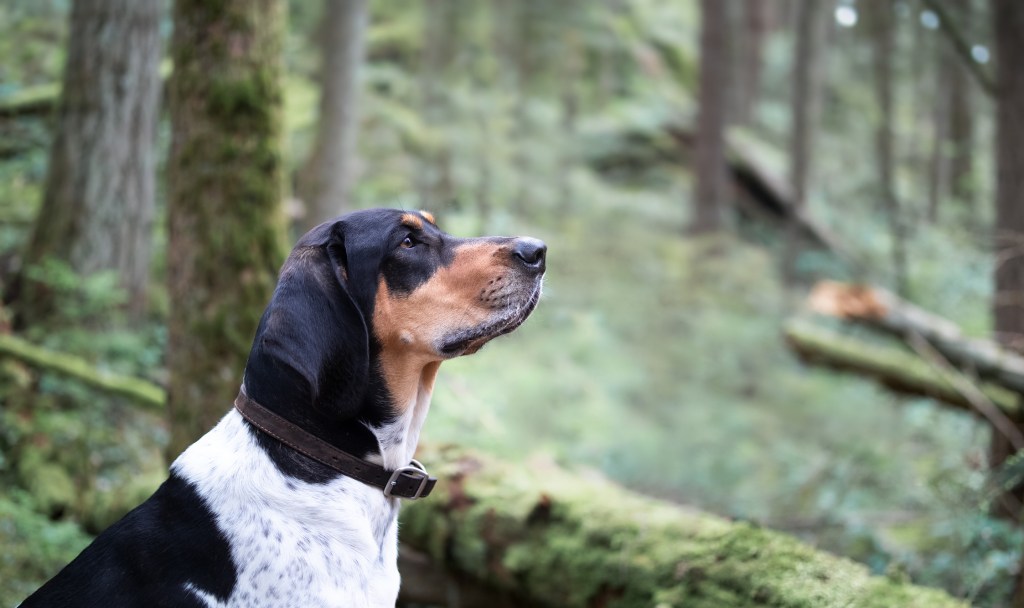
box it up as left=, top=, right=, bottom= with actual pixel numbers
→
left=400, top=213, right=423, bottom=230
left=372, top=241, right=509, bottom=413
left=419, top=211, right=436, bottom=225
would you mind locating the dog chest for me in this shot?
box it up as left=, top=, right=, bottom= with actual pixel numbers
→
left=174, top=411, right=403, bottom=607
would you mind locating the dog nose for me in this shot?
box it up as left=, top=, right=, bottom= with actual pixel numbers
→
left=512, top=237, right=546, bottom=273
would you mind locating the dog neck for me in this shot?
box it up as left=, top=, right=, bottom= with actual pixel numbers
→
left=365, top=361, right=441, bottom=471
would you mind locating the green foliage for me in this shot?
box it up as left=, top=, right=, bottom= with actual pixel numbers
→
left=0, top=491, right=91, bottom=603
left=0, top=0, right=1013, bottom=605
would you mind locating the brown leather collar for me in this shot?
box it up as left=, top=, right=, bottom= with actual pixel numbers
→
left=233, top=388, right=436, bottom=500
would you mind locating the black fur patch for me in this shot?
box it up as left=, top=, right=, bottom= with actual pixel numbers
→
left=20, top=474, right=236, bottom=607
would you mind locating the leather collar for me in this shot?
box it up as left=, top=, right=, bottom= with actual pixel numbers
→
left=233, top=388, right=436, bottom=500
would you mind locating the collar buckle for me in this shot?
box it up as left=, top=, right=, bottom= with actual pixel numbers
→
left=384, top=459, right=430, bottom=500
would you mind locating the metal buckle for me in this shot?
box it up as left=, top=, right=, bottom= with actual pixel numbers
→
left=384, top=459, right=429, bottom=499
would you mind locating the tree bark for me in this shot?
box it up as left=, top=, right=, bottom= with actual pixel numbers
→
left=14, top=0, right=162, bottom=324
left=782, top=0, right=828, bottom=283
left=947, top=48, right=974, bottom=211
left=734, top=1, right=768, bottom=126
left=296, top=0, right=369, bottom=231
left=690, top=0, right=729, bottom=234
left=416, top=0, right=458, bottom=210
left=400, top=446, right=969, bottom=608
left=866, top=0, right=909, bottom=296
left=926, top=47, right=950, bottom=224
left=991, top=0, right=1024, bottom=545
left=166, top=0, right=289, bottom=458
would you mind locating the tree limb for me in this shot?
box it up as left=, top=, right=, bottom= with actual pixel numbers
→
left=0, top=334, right=165, bottom=409
left=783, top=319, right=1021, bottom=418
left=807, top=281, right=1024, bottom=394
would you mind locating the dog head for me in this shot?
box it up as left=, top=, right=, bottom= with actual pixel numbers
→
left=242, top=208, right=545, bottom=469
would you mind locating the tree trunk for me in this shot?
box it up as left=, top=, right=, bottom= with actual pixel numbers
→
left=296, top=0, right=369, bottom=231
left=926, top=48, right=951, bottom=224
left=690, top=0, right=729, bottom=234
left=734, top=1, right=768, bottom=126
left=991, top=0, right=1024, bottom=537
left=866, top=0, right=909, bottom=296
left=556, top=31, right=582, bottom=218
left=510, top=0, right=538, bottom=215
left=400, top=446, right=969, bottom=608
left=166, top=0, right=289, bottom=459
left=14, top=0, right=162, bottom=324
left=416, top=0, right=458, bottom=210
left=782, top=0, right=828, bottom=283
left=947, top=48, right=974, bottom=211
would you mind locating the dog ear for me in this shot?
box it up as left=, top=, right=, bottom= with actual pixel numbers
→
left=243, top=219, right=374, bottom=423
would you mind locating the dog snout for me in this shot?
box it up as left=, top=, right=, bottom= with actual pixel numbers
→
left=512, top=237, right=546, bottom=274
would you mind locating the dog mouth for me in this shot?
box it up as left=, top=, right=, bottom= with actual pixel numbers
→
left=438, top=281, right=543, bottom=357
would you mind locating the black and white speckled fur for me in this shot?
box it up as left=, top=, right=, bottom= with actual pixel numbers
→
left=173, top=408, right=408, bottom=607
left=19, top=209, right=545, bottom=608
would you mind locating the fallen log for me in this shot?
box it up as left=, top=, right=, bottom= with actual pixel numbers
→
left=0, top=334, right=165, bottom=409
left=807, top=281, right=1024, bottom=394
left=400, top=446, right=967, bottom=608
left=397, top=545, right=524, bottom=608
left=783, top=320, right=1021, bottom=419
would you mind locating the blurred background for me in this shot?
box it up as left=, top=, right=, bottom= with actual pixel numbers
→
left=1, top=0, right=1022, bottom=605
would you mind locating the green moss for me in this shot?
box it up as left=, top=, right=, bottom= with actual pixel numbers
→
left=0, top=493, right=92, bottom=606
left=784, top=320, right=1020, bottom=417
left=0, top=334, right=165, bottom=409
left=400, top=446, right=967, bottom=608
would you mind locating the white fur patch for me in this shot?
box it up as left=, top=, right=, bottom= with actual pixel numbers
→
left=172, top=411, right=403, bottom=608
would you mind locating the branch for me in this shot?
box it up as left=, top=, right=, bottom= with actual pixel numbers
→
left=807, top=281, right=1024, bottom=394
left=783, top=320, right=1021, bottom=418
left=921, top=0, right=997, bottom=97
left=0, top=334, right=165, bottom=409
left=906, top=331, right=1024, bottom=450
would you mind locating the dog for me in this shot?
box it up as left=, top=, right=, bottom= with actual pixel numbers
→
left=20, top=208, right=546, bottom=607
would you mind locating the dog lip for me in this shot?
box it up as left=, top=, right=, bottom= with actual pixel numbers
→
left=438, top=280, right=543, bottom=356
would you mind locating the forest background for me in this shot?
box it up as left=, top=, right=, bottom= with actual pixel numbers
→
left=1, top=0, right=1023, bottom=606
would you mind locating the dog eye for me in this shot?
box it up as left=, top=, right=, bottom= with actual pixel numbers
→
left=401, top=236, right=416, bottom=249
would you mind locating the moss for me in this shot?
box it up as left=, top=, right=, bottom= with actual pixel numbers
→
left=400, top=446, right=967, bottom=608
left=166, top=0, right=288, bottom=456
left=0, top=334, right=165, bottom=409
left=784, top=319, right=1020, bottom=416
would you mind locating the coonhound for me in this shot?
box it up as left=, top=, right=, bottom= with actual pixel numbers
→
left=21, top=208, right=546, bottom=607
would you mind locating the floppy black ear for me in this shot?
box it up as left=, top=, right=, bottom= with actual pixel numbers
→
left=242, top=219, right=374, bottom=423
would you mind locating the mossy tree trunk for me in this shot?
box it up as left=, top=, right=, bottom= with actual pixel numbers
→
left=13, top=0, right=162, bottom=324
left=166, top=0, right=288, bottom=459
left=400, top=446, right=967, bottom=608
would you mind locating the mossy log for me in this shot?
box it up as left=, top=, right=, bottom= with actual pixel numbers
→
left=0, top=334, right=164, bottom=409
left=807, top=281, right=1024, bottom=394
left=784, top=319, right=1021, bottom=418
left=399, top=446, right=966, bottom=608
left=0, top=83, right=61, bottom=118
